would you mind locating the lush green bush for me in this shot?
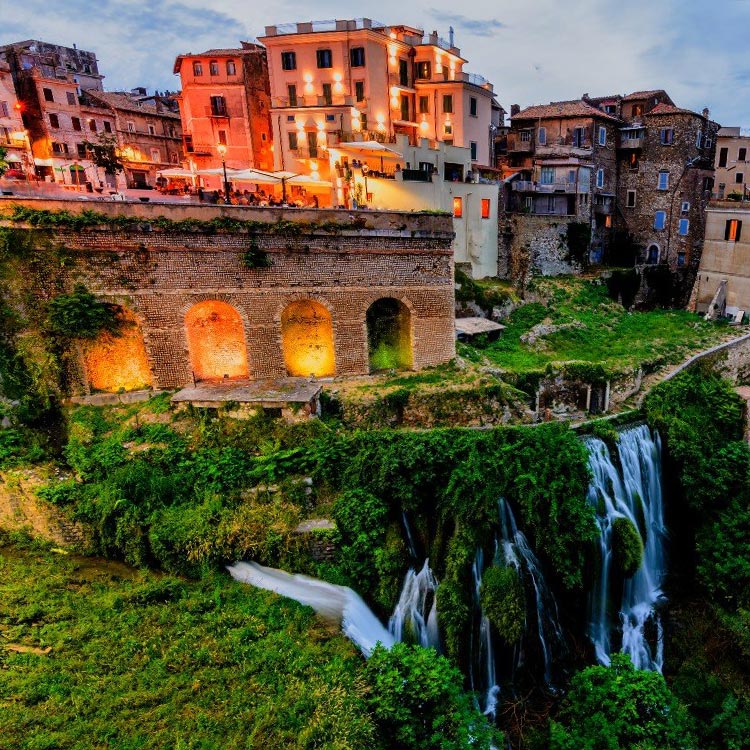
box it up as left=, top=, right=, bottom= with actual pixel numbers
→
left=364, top=643, right=503, bottom=750
left=611, top=517, right=644, bottom=577
left=548, top=654, right=694, bottom=750
left=47, top=284, right=121, bottom=339
left=481, top=565, right=525, bottom=645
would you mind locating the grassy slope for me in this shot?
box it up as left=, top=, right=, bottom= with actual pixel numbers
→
left=481, top=277, right=729, bottom=376
left=0, top=535, right=373, bottom=750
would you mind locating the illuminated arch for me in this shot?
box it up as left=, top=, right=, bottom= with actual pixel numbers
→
left=82, top=307, right=152, bottom=392
left=281, top=300, right=336, bottom=377
left=184, top=300, right=248, bottom=381
left=366, top=297, right=413, bottom=372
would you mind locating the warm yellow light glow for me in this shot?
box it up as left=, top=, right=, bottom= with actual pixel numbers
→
left=296, top=119, right=305, bottom=131
left=83, top=309, right=152, bottom=393
left=390, top=96, right=399, bottom=108
left=334, top=81, right=343, bottom=93
left=185, top=301, right=248, bottom=381
left=310, top=160, right=318, bottom=171
left=310, top=170, right=321, bottom=180
left=420, top=119, right=428, bottom=130
left=281, top=300, right=336, bottom=377
left=304, top=73, right=313, bottom=83
left=316, top=121, right=325, bottom=130
left=217, top=143, right=227, bottom=156
left=10, top=131, right=27, bottom=141
left=317, top=130, right=326, bottom=143
left=389, top=31, right=397, bottom=39
left=377, top=122, right=386, bottom=132
left=376, top=113, right=385, bottom=124
left=333, top=72, right=342, bottom=82
left=390, top=86, right=399, bottom=97
left=388, top=44, right=398, bottom=57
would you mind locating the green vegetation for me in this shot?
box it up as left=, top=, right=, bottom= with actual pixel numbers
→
left=546, top=654, right=694, bottom=750
left=480, top=566, right=525, bottom=645
left=47, top=284, right=121, bottom=339
left=611, top=517, right=644, bottom=577
left=477, top=277, right=727, bottom=381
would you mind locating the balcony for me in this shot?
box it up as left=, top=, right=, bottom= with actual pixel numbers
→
left=507, top=133, right=534, bottom=153
left=619, top=133, right=644, bottom=149
left=512, top=180, right=577, bottom=193
left=205, top=106, right=229, bottom=118
left=536, top=143, right=592, bottom=158
left=401, top=168, right=432, bottom=182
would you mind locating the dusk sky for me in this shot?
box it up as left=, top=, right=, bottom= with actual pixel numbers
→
left=4, top=0, right=750, bottom=126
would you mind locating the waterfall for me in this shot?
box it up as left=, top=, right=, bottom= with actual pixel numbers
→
left=585, top=424, right=666, bottom=672
left=402, top=511, right=418, bottom=560
left=388, top=559, right=440, bottom=650
left=227, top=561, right=394, bottom=657
left=498, top=498, right=564, bottom=685
left=472, top=548, right=500, bottom=718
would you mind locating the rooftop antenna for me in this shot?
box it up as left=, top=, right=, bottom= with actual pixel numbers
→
left=449, top=26, right=454, bottom=47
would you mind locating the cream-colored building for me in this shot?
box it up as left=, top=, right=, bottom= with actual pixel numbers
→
left=0, top=55, right=32, bottom=173
left=259, top=19, right=501, bottom=182
left=714, top=127, right=750, bottom=200
left=694, top=201, right=750, bottom=319
left=329, top=134, right=500, bottom=278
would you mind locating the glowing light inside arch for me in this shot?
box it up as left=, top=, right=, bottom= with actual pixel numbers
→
left=185, top=301, right=249, bottom=381
left=281, top=300, right=336, bottom=377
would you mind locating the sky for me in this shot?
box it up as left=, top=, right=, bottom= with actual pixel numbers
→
left=3, top=0, right=750, bottom=125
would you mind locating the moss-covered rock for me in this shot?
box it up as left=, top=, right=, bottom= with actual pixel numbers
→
left=480, top=565, right=525, bottom=645
left=612, top=517, right=644, bottom=578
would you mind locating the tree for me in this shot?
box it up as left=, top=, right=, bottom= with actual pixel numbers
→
left=82, top=134, right=124, bottom=176
left=548, top=654, right=694, bottom=750
left=364, top=643, right=503, bottom=750
left=0, top=146, right=10, bottom=177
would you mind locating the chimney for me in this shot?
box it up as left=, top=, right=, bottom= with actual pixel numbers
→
left=449, top=26, right=454, bottom=47
left=510, top=104, right=520, bottom=117
left=702, top=107, right=710, bottom=118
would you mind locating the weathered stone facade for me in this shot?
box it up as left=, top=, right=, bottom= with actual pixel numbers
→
left=2, top=199, right=456, bottom=391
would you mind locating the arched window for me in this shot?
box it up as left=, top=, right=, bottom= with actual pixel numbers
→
left=184, top=301, right=248, bottom=381
left=647, top=244, right=660, bottom=264
left=366, top=298, right=412, bottom=371
left=281, top=300, right=335, bottom=377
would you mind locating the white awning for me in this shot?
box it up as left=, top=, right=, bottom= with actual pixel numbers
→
left=333, top=141, right=403, bottom=158
left=4, top=153, right=22, bottom=163
left=33, top=157, right=54, bottom=166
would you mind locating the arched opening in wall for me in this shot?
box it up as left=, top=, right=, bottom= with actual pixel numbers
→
left=281, top=300, right=336, bottom=377
left=82, top=308, right=152, bottom=392
left=647, top=244, right=660, bottom=264
left=366, top=297, right=412, bottom=372
left=185, top=301, right=248, bottom=381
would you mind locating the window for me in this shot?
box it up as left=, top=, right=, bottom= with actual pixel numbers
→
left=66, top=91, right=76, bottom=105
left=598, top=126, right=606, bottom=146
left=540, top=166, right=554, bottom=185
left=192, top=61, right=203, bottom=76
left=520, top=130, right=531, bottom=142
left=470, top=141, right=477, bottom=161
left=400, top=95, right=409, bottom=121
left=596, top=168, right=604, bottom=188
left=48, top=113, right=59, bottom=128
left=469, top=97, right=477, bottom=117
left=184, top=135, right=194, bottom=153
left=538, top=126, right=546, bottom=145
left=481, top=198, right=491, bottom=219
left=103, top=121, right=112, bottom=133
left=147, top=123, right=155, bottom=135
left=695, top=130, right=703, bottom=148
left=573, top=127, right=585, bottom=147
left=631, top=104, right=643, bottom=118
left=660, top=128, right=674, bottom=145
left=42, top=87, right=53, bottom=102
left=678, top=218, right=689, bottom=235
left=545, top=196, right=556, bottom=212
left=288, top=131, right=298, bottom=150
left=217, top=129, right=227, bottom=145
left=210, top=95, right=227, bottom=116
left=51, top=141, right=68, bottom=154
left=360, top=113, right=367, bottom=130
left=355, top=81, right=365, bottom=102
left=442, top=95, right=453, bottom=114
left=568, top=170, right=576, bottom=184
left=150, top=148, right=160, bottom=162
left=740, top=148, right=748, bottom=162
left=627, top=190, right=636, bottom=208
left=88, top=119, right=97, bottom=132
left=677, top=251, right=686, bottom=267
left=286, top=114, right=295, bottom=121
left=281, top=51, right=296, bottom=71
left=416, top=61, right=431, bottom=79
left=127, top=121, right=135, bottom=133
left=72, top=116, right=81, bottom=131
left=326, top=113, right=335, bottom=122
left=452, top=197, right=463, bottom=217
left=350, top=47, right=365, bottom=67
left=719, top=147, right=728, bottom=167
left=629, top=152, right=639, bottom=170
left=654, top=210, right=666, bottom=230
left=288, top=84, right=297, bottom=107
left=604, top=104, right=616, bottom=114
left=399, top=59, right=408, bottom=87
left=170, top=152, right=179, bottom=163
left=316, top=49, right=332, bottom=68
left=0, top=101, right=8, bottom=117
left=681, top=201, right=690, bottom=213
left=444, top=123, right=452, bottom=135
left=736, top=172, right=744, bottom=184
left=76, top=143, right=87, bottom=158
left=726, top=219, right=743, bottom=241
left=658, top=170, right=669, bottom=190
left=209, top=60, right=219, bottom=76
left=419, top=95, right=429, bottom=114
left=322, top=83, right=332, bottom=106
left=307, top=130, right=318, bottom=157
left=226, top=60, right=236, bottom=76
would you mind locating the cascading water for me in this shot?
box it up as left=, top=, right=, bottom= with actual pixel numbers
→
left=472, top=548, right=500, bottom=718
left=388, top=559, right=440, bottom=650
left=585, top=424, right=666, bottom=672
left=227, top=561, right=394, bottom=656
left=402, top=511, right=418, bottom=560
left=498, top=498, right=564, bottom=685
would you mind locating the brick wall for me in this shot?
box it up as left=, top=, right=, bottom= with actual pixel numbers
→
left=2, top=199, right=456, bottom=390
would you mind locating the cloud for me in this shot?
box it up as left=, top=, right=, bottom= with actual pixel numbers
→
left=429, top=10, right=506, bottom=36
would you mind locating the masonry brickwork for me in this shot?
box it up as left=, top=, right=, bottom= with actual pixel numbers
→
left=2, top=199, right=456, bottom=391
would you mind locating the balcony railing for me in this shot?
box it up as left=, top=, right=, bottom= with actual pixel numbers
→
left=619, top=134, right=644, bottom=148
left=507, top=133, right=534, bottom=152
left=512, top=180, right=577, bottom=193
left=271, top=94, right=355, bottom=108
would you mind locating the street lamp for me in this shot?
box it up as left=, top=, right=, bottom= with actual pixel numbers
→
left=216, top=143, right=231, bottom=200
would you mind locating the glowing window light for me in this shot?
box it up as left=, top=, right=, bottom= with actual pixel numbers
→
left=281, top=300, right=336, bottom=378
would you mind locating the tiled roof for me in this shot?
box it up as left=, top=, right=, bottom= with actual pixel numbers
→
left=85, top=91, right=181, bottom=119
left=622, top=89, right=669, bottom=101
left=512, top=99, right=622, bottom=123
left=645, top=102, right=700, bottom=117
